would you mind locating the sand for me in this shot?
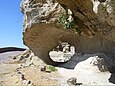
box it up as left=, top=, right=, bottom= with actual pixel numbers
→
left=0, top=51, right=115, bottom=86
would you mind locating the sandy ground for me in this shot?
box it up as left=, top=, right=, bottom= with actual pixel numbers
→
left=0, top=51, right=23, bottom=85
left=0, top=51, right=115, bottom=86
left=0, top=51, right=60, bottom=86
left=0, top=51, right=23, bottom=63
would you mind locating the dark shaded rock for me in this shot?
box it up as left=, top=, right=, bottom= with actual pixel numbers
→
left=67, top=77, right=77, bottom=86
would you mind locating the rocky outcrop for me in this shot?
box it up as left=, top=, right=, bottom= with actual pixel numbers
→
left=58, top=53, right=115, bottom=85
left=56, top=0, right=115, bottom=40
left=20, top=0, right=115, bottom=65
left=67, top=77, right=77, bottom=86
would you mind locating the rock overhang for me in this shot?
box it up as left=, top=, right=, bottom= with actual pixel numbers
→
left=21, top=0, right=115, bottom=65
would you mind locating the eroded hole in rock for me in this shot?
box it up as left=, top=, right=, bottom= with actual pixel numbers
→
left=49, top=42, right=75, bottom=62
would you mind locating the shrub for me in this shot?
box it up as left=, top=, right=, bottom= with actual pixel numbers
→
left=57, top=13, right=82, bottom=35
left=48, top=65, right=57, bottom=72
left=57, top=13, right=75, bottom=29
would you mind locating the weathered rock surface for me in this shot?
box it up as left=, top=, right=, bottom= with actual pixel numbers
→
left=21, top=0, right=115, bottom=65
left=58, top=53, right=115, bottom=85
left=67, top=77, right=77, bottom=86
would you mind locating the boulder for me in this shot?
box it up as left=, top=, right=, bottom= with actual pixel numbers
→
left=20, top=0, right=115, bottom=65
left=67, top=77, right=77, bottom=86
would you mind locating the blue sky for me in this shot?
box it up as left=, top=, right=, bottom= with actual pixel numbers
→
left=0, top=0, right=26, bottom=48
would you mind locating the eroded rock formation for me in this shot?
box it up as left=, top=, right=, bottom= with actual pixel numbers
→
left=20, top=0, right=115, bottom=65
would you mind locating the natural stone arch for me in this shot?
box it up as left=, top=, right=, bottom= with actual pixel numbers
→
left=23, top=23, right=115, bottom=65
left=49, top=41, right=75, bottom=62
left=23, top=23, right=80, bottom=65
left=21, top=0, right=115, bottom=65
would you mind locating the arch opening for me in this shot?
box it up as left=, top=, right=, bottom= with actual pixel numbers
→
left=49, top=42, right=75, bottom=62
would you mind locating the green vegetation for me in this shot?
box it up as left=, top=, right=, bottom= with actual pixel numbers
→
left=48, top=65, right=57, bottom=72
left=57, top=13, right=82, bottom=35
left=57, top=13, right=75, bottom=29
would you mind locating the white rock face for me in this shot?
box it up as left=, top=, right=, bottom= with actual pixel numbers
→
left=49, top=51, right=74, bottom=62
left=20, top=0, right=65, bottom=29
left=58, top=53, right=115, bottom=85
left=92, top=0, right=100, bottom=14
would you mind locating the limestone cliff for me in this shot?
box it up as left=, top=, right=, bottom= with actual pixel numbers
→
left=20, top=0, right=115, bottom=65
